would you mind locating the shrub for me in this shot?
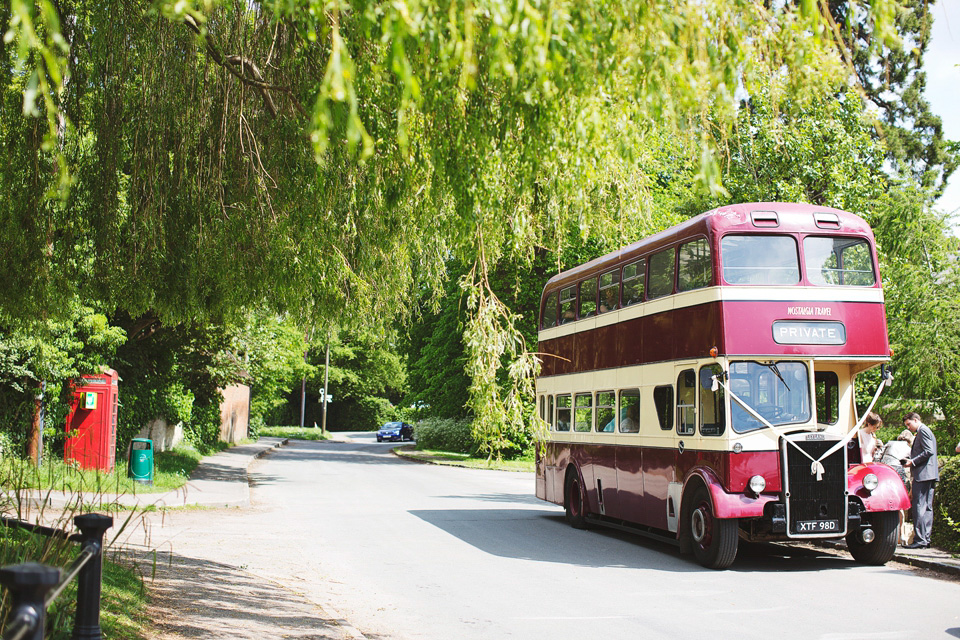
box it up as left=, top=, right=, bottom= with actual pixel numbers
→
left=932, top=456, right=960, bottom=552
left=414, top=418, right=476, bottom=454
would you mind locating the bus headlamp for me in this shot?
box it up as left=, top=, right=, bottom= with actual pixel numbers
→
left=748, top=475, right=766, bottom=494
left=863, top=473, right=879, bottom=493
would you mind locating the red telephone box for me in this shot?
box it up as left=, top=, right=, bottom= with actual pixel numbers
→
left=64, top=369, right=119, bottom=472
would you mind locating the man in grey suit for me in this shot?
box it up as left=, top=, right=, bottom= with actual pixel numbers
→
left=902, top=412, right=939, bottom=549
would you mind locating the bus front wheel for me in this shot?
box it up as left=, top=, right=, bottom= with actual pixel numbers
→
left=564, top=472, right=589, bottom=530
left=847, top=510, right=898, bottom=565
left=687, top=485, right=738, bottom=569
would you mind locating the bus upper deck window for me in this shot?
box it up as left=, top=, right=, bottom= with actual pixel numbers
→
left=598, top=270, right=620, bottom=313
left=579, top=278, right=598, bottom=318
left=648, top=249, right=676, bottom=299
left=559, top=286, right=576, bottom=324
left=678, top=238, right=712, bottom=291
left=803, top=236, right=876, bottom=286
left=622, top=259, right=646, bottom=306
left=541, top=291, right=558, bottom=329
left=721, top=235, right=800, bottom=285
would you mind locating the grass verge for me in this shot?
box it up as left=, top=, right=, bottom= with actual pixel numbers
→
left=394, top=446, right=535, bottom=472
left=259, top=426, right=330, bottom=441
left=0, top=525, right=150, bottom=639
left=0, top=445, right=205, bottom=495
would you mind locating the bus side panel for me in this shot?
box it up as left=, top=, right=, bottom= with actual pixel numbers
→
left=617, top=317, right=643, bottom=366
left=596, top=323, right=619, bottom=370
left=616, top=445, right=644, bottom=522
left=585, top=443, right=620, bottom=518
left=643, top=312, right=674, bottom=363
left=542, top=442, right=567, bottom=505
left=637, top=446, right=675, bottom=530
left=674, top=303, right=724, bottom=360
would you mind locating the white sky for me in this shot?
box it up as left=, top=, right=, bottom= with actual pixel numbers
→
left=926, top=1, right=960, bottom=219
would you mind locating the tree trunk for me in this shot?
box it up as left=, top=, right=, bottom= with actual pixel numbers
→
left=27, top=380, right=44, bottom=465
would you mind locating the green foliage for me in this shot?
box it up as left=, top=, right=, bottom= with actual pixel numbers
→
left=232, top=312, right=312, bottom=428
left=414, top=418, right=477, bottom=456
left=933, top=456, right=960, bottom=552
left=330, top=396, right=396, bottom=432
left=0, top=304, right=125, bottom=456
left=825, top=0, right=956, bottom=194
left=872, top=187, right=960, bottom=443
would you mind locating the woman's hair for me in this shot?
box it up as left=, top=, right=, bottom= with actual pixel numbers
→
left=864, top=412, right=882, bottom=427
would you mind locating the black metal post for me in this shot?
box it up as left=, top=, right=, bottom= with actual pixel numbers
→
left=0, top=563, right=60, bottom=640
left=71, top=514, right=113, bottom=640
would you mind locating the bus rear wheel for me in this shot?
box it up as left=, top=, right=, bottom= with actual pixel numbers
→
left=687, top=486, right=738, bottom=569
left=565, top=472, right=589, bottom=530
left=847, top=510, right=898, bottom=565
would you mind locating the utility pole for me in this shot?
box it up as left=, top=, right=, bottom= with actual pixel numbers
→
left=299, top=329, right=313, bottom=429
left=321, top=333, right=330, bottom=434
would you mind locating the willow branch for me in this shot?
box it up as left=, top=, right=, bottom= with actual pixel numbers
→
left=183, top=15, right=307, bottom=118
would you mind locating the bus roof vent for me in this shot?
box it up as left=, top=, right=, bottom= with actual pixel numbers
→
left=814, top=212, right=841, bottom=229
left=750, top=210, right=779, bottom=227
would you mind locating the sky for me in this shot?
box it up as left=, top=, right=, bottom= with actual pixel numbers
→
left=926, top=1, right=960, bottom=219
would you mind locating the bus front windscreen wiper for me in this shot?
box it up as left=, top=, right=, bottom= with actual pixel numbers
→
left=763, top=362, right=790, bottom=391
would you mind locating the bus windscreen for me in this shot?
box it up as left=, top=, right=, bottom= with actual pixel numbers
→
left=721, top=235, right=800, bottom=285
left=729, top=361, right=811, bottom=433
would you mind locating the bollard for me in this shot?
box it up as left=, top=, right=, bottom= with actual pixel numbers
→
left=71, top=514, right=113, bottom=640
left=0, top=563, right=61, bottom=640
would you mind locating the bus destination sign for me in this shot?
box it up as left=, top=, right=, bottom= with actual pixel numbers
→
left=772, top=321, right=846, bottom=345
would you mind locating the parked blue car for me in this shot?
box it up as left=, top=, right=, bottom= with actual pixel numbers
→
left=377, top=421, right=414, bottom=442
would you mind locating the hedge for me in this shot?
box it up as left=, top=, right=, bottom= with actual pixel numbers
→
left=932, top=456, right=960, bottom=551
left=414, top=418, right=477, bottom=454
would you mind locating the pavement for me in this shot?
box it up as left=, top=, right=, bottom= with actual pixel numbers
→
left=15, top=434, right=960, bottom=579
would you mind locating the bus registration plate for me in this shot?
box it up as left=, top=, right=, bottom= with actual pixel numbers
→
left=796, top=519, right=839, bottom=533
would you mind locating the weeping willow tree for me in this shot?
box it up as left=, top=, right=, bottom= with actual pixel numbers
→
left=3, top=0, right=900, bottom=456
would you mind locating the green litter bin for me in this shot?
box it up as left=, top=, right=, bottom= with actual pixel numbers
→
left=129, top=438, right=154, bottom=485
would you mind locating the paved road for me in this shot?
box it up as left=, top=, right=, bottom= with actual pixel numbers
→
left=144, top=436, right=960, bottom=639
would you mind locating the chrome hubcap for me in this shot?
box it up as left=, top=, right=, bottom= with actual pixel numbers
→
left=692, top=507, right=707, bottom=543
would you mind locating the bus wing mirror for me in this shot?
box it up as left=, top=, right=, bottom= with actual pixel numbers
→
left=881, top=364, right=894, bottom=387
left=700, top=368, right=718, bottom=392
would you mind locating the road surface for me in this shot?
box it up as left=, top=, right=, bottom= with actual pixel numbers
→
left=142, top=435, right=960, bottom=639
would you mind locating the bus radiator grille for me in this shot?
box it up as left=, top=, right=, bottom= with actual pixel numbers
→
left=783, top=438, right=847, bottom=536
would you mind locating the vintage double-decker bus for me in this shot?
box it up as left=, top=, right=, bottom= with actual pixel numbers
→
left=534, top=202, right=909, bottom=569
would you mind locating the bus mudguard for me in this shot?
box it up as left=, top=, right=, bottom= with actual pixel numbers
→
left=848, top=463, right=910, bottom=512
left=683, top=466, right=777, bottom=520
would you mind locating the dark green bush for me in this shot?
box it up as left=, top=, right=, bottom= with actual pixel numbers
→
left=414, top=418, right=477, bottom=454
left=932, top=456, right=960, bottom=551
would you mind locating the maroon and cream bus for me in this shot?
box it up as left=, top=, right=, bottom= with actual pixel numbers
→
left=534, top=202, right=909, bottom=569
